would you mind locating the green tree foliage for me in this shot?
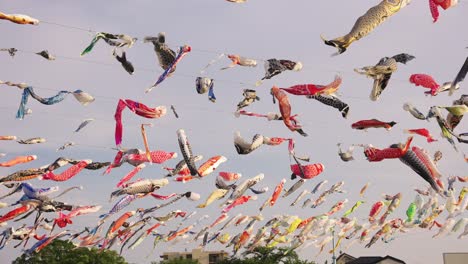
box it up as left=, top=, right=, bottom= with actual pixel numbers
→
left=12, top=239, right=127, bottom=264
left=218, top=246, right=316, bottom=264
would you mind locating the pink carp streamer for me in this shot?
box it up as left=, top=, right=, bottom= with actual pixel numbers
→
left=116, top=164, right=146, bottom=188
left=271, top=87, right=307, bottom=136
left=271, top=87, right=301, bottom=132
left=429, top=0, right=458, bottom=22
left=104, top=150, right=175, bottom=175
left=114, top=99, right=166, bottom=147
left=218, top=172, right=242, bottom=181
left=104, top=150, right=125, bottom=175
left=362, top=137, right=413, bottom=162
left=290, top=163, right=324, bottom=180
left=409, top=74, right=440, bottom=96
left=279, top=76, right=342, bottom=96
left=40, top=160, right=91, bottom=182
left=126, top=151, right=176, bottom=164
left=54, top=205, right=101, bottom=228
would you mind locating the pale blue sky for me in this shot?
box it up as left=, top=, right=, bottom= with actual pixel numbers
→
left=0, top=1, right=467, bottom=263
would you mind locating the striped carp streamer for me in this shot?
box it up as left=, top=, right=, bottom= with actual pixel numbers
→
left=114, top=99, right=166, bottom=147
left=0, top=11, right=39, bottom=25
left=355, top=54, right=415, bottom=101
left=16, top=87, right=94, bottom=119
left=309, top=94, right=351, bottom=119
left=396, top=145, right=445, bottom=194
left=271, top=87, right=308, bottom=136
left=321, top=0, right=411, bottom=55
left=146, top=45, right=191, bottom=93
left=99, top=194, right=146, bottom=224
left=110, top=178, right=169, bottom=201
left=177, top=129, right=200, bottom=177
left=164, top=155, right=203, bottom=177
left=429, top=0, right=458, bottom=23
